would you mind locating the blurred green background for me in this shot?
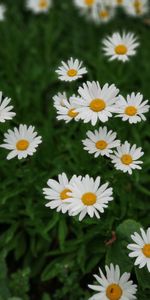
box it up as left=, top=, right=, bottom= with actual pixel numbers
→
left=0, top=0, right=150, bottom=299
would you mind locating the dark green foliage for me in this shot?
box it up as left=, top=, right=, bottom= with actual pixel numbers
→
left=0, top=0, right=150, bottom=299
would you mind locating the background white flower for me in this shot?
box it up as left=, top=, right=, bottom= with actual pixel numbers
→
left=75, top=81, right=119, bottom=125
left=0, top=4, right=6, bottom=21
left=66, top=174, right=113, bottom=221
left=88, top=264, right=137, bottom=300
left=0, top=124, right=42, bottom=160
left=82, top=126, right=120, bottom=157
left=114, top=92, right=150, bottom=123
left=111, top=141, right=144, bottom=174
left=102, top=32, right=139, bottom=62
left=55, top=58, right=87, bottom=82
left=53, top=92, right=67, bottom=108
left=0, top=92, right=16, bottom=123
left=127, top=228, right=150, bottom=272
left=26, top=0, right=52, bottom=13
left=55, top=95, right=81, bottom=123
left=124, top=0, right=149, bottom=17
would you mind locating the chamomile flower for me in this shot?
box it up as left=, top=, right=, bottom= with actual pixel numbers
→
left=75, top=81, right=119, bottom=125
left=0, top=4, right=6, bottom=20
left=0, top=92, right=16, bottom=123
left=82, top=126, right=120, bottom=157
left=102, top=32, right=139, bottom=62
left=92, top=4, right=115, bottom=24
left=53, top=92, right=67, bottom=108
left=0, top=124, right=42, bottom=160
left=55, top=95, right=81, bottom=123
left=88, top=264, right=137, bottom=300
left=55, top=58, right=87, bottom=82
left=43, top=173, right=81, bottom=214
left=127, top=228, right=150, bottom=272
left=124, top=0, right=149, bottom=17
left=26, top=0, right=51, bottom=14
left=74, top=0, right=97, bottom=15
left=66, top=175, right=113, bottom=221
left=110, top=141, right=144, bottom=175
left=114, top=92, right=150, bottom=124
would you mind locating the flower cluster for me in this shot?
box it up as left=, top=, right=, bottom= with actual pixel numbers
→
left=54, top=56, right=149, bottom=175
left=73, top=0, right=149, bottom=24
left=43, top=173, right=113, bottom=221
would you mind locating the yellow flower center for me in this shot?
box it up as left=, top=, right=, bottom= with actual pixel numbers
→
left=67, top=69, right=77, bottom=77
left=96, top=140, right=108, bottom=150
left=121, top=154, right=133, bottom=165
left=39, top=0, right=48, bottom=8
left=142, top=244, right=150, bottom=258
left=90, top=99, right=106, bottom=112
left=117, top=0, right=123, bottom=4
left=106, top=284, right=123, bottom=300
left=16, top=139, right=29, bottom=151
left=125, top=106, right=137, bottom=116
left=134, top=0, right=142, bottom=14
left=68, top=108, right=79, bottom=118
left=99, top=10, right=109, bottom=18
left=60, top=189, right=71, bottom=201
left=115, top=44, right=127, bottom=55
left=84, top=0, right=95, bottom=6
left=82, top=192, right=97, bottom=206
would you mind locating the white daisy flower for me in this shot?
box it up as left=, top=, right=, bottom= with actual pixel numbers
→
left=75, top=81, right=119, bottom=126
left=114, top=92, right=150, bottom=124
left=0, top=92, right=16, bottom=123
left=88, top=264, right=137, bottom=300
left=0, top=4, right=6, bottom=20
left=92, top=4, right=115, bottom=24
left=102, top=32, right=139, bottom=62
left=55, top=58, right=87, bottom=82
left=127, top=228, right=150, bottom=272
left=82, top=126, right=120, bottom=158
left=55, top=95, right=81, bottom=123
left=74, top=0, right=97, bottom=14
left=124, top=0, right=149, bottom=17
left=43, top=173, right=81, bottom=214
left=66, top=175, right=113, bottom=221
left=110, top=141, right=144, bottom=175
left=26, top=0, right=51, bottom=14
left=0, top=124, right=42, bottom=160
left=53, top=92, right=67, bottom=108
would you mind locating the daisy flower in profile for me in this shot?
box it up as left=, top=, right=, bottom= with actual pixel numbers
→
left=88, top=264, right=137, bottom=300
left=55, top=95, right=81, bottom=123
left=92, top=4, right=115, bottom=24
left=0, top=4, right=6, bottom=20
left=66, top=175, right=113, bottom=221
left=82, top=126, right=120, bottom=158
left=75, top=81, right=119, bottom=125
left=0, top=92, right=16, bottom=123
left=43, top=173, right=81, bottom=214
left=53, top=92, right=67, bottom=108
left=0, top=124, right=42, bottom=160
left=55, top=58, right=87, bottom=82
left=114, top=92, right=150, bottom=124
left=124, top=0, right=149, bottom=17
left=102, top=32, right=139, bottom=62
left=110, top=141, right=144, bottom=175
left=26, top=0, right=51, bottom=14
left=127, top=228, right=150, bottom=272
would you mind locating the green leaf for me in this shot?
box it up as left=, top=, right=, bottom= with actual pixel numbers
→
left=135, top=267, right=150, bottom=290
left=106, top=219, right=141, bottom=272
